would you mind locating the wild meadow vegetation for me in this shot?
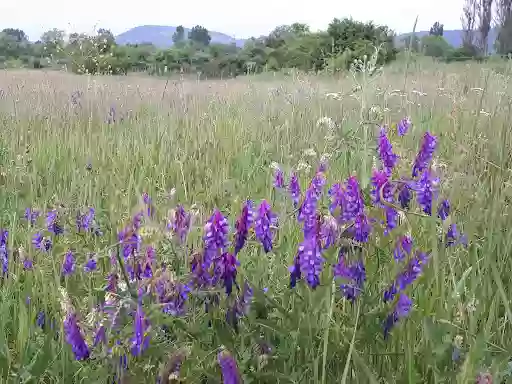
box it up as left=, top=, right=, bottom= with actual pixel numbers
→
left=0, top=54, right=512, bottom=384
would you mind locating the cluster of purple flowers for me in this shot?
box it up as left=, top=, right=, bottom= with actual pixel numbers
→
left=333, top=249, right=366, bottom=302
left=5, top=115, right=475, bottom=381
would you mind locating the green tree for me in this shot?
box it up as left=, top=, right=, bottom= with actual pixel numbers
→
left=1, top=28, right=27, bottom=42
left=327, top=18, right=397, bottom=68
left=41, top=29, right=65, bottom=56
left=172, top=26, right=186, bottom=45
left=421, top=35, right=452, bottom=57
left=188, top=25, right=211, bottom=46
left=401, top=34, right=420, bottom=52
left=429, top=22, right=444, bottom=36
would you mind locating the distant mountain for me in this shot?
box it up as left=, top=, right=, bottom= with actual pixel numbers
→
left=397, top=28, right=498, bottom=49
left=116, top=25, right=246, bottom=48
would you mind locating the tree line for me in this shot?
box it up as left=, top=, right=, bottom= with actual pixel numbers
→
left=0, top=19, right=397, bottom=77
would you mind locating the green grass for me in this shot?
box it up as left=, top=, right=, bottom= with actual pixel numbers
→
left=0, top=58, right=511, bottom=383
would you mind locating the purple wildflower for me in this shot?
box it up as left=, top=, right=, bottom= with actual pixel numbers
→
left=273, top=167, right=285, bottom=188
left=377, top=127, right=399, bottom=174
left=438, top=199, right=450, bottom=221
left=371, top=169, right=393, bottom=205
left=234, top=200, right=254, bottom=255
left=446, top=224, right=467, bottom=247
left=203, top=210, right=230, bottom=266
left=62, top=250, right=75, bottom=276
left=288, top=172, right=301, bottom=207
left=63, top=312, right=90, bottom=360
left=156, top=278, right=191, bottom=316
left=0, top=230, right=7, bottom=277
left=93, top=325, right=106, bottom=346
left=320, top=215, right=338, bottom=249
left=216, top=252, right=239, bottom=296
left=383, top=293, right=413, bottom=339
left=288, top=255, right=301, bottom=288
left=397, top=117, right=411, bottom=136
left=415, top=170, right=438, bottom=215
left=341, top=176, right=365, bottom=222
left=84, top=255, right=97, bottom=272
left=298, top=173, right=325, bottom=236
left=142, top=246, right=155, bottom=278
left=398, top=183, right=413, bottom=209
left=106, top=272, right=118, bottom=292
left=36, top=311, right=45, bottom=328
left=168, top=205, right=191, bottom=244
left=32, top=232, right=46, bottom=251
left=384, top=251, right=429, bottom=302
left=318, top=158, right=328, bottom=173
left=412, top=131, right=437, bottom=177
left=131, top=292, right=150, bottom=357
left=371, top=169, right=397, bottom=235
left=328, top=183, right=343, bottom=217
left=333, top=251, right=366, bottom=302
left=218, top=350, right=242, bottom=384
left=24, top=208, right=40, bottom=227
left=142, top=192, right=154, bottom=217
left=23, top=258, right=33, bottom=270
left=226, top=281, right=254, bottom=330
left=76, top=207, right=95, bottom=232
left=255, top=200, right=277, bottom=253
left=297, top=236, right=324, bottom=289
left=393, top=235, right=413, bottom=262
left=353, top=214, right=372, bottom=242
left=46, top=210, right=63, bottom=235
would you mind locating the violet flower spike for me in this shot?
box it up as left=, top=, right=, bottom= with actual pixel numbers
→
left=273, top=167, right=285, bottom=189
left=23, top=258, right=33, bottom=271
left=84, top=254, right=97, bottom=272
left=255, top=200, right=277, bottom=253
left=438, top=199, right=450, bottom=221
left=297, top=236, right=324, bottom=289
left=288, top=172, right=301, bottom=207
left=333, top=251, right=366, bottom=302
left=131, top=292, right=150, bottom=357
left=218, top=350, right=242, bottom=384
left=0, top=230, right=7, bottom=277
left=341, top=176, right=365, bottom=222
left=203, top=209, right=230, bottom=266
left=24, top=208, right=40, bottom=227
left=397, top=117, right=411, bottom=136
left=63, top=312, right=90, bottom=360
left=46, top=209, right=63, bottom=235
left=415, top=170, right=439, bottom=215
left=398, top=183, right=413, bottom=209
left=234, top=200, right=254, bottom=255
left=377, top=126, right=399, bottom=174
left=169, top=205, right=191, bottom=244
left=393, top=235, right=413, bottom=262
left=412, top=131, right=437, bottom=177
left=383, top=293, right=413, bottom=339
left=288, top=255, right=301, bottom=288
left=62, top=250, right=76, bottom=276
left=217, top=252, right=239, bottom=296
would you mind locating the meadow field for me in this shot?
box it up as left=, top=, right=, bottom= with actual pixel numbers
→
left=0, top=58, right=511, bottom=383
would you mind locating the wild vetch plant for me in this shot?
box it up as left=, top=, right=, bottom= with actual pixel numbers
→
left=0, top=111, right=471, bottom=383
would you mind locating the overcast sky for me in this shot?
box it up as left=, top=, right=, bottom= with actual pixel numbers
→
left=1, top=0, right=465, bottom=41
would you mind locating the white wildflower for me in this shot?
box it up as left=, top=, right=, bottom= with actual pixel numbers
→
left=303, top=148, right=317, bottom=157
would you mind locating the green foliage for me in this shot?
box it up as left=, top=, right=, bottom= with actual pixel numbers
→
left=172, top=25, right=185, bottom=45
left=327, top=18, right=397, bottom=70
left=188, top=25, right=211, bottom=46
left=429, top=22, right=444, bottom=36
left=421, top=35, right=453, bottom=58
left=0, top=19, right=399, bottom=76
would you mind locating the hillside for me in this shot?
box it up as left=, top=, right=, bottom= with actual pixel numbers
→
left=116, top=25, right=246, bottom=48
left=397, top=28, right=498, bottom=49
